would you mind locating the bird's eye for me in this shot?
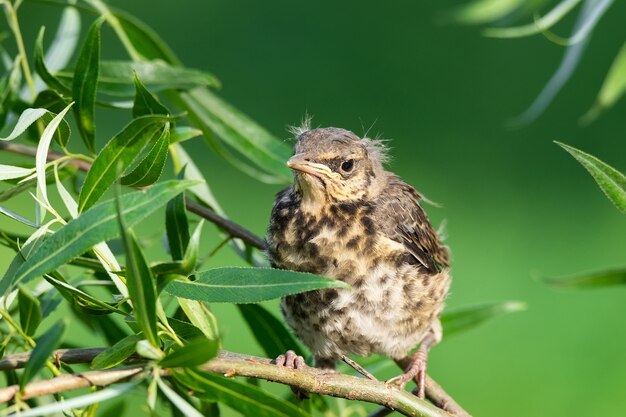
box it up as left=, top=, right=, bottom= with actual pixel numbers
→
left=341, top=159, right=354, bottom=172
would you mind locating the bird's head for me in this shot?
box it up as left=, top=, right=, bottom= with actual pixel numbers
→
left=287, top=127, right=388, bottom=207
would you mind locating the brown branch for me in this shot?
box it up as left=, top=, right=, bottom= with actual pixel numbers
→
left=0, top=143, right=471, bottom=416
left=0, top=349, right=451, bottom=417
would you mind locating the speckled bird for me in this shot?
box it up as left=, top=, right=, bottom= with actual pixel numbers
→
left=267, top=124, right=450, bottom=397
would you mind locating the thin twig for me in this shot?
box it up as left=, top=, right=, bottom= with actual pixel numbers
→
left=0, top=349, right=450, bottom=417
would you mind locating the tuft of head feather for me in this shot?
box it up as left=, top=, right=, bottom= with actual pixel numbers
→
left=288, top=114, right=313, bottom=138
left=361, top=136, right=391, bottom=165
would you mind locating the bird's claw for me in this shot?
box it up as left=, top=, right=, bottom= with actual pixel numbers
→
left=273, top=350, right=308, bottom=400
left=274, top=350, right=305, bottom=369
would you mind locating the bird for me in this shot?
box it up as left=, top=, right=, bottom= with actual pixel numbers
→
left=266, top=124, right=450, bottom=398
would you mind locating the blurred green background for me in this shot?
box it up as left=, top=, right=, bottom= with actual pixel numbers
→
left=4, top=0, right=626, bottom=416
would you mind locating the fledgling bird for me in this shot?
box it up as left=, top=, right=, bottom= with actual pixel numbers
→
left=267, top=125, right=450, bottom=398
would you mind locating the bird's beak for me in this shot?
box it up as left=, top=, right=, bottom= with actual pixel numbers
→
left=287, top=154, right=336, bottom=179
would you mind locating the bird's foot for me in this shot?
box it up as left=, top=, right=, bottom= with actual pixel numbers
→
left=273, top=350, right=308, bottom=400
left=386, top=347, right=428, bottom=398
left=341, top=355, right=378, bottom=381
left=274, top=350, right=306, bottom=369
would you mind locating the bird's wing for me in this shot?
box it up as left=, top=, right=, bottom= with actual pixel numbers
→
left=378, top=177, right=449, bottom=274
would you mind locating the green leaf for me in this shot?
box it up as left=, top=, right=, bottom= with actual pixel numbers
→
left=166, top=316, right=205, bottom=341
left=174, top=369, right=310, bottom=417
left=556, top=141, right=626, bottom=215
left=441, top=301, right=526, bottom=337
left=0, top=56, right=21, bottom=130
left=1, top=180, right=198, bottom=295
left=132, top=72, right=170, bottom=117
left=92, top=334, right=141, bottom=369
left=159, top=337, right=218, bottom=368
left=43, top=273, right=125, bottom=315
left=0, top=223, right=50, bottom=295
left=0, top=205, right=37, bottom=228
left=166, top=166, right=190, bottom=261
left=156, top=375, right=204, bottom=417
left=21, top=319, right=66, bottom=389
left=483, top=0, right=582, bottom=38
left=181, top=220, right=203, bottom=274
left=136, top=339, right=163, bottom=360
left=582, top=41, right=626, bottom=123
left=446, top=0, right=526, bottom=25
left=33, top=89, right=71, bottom=113
left=0, top=164, right=35, bottom=181
left=116, top=188, right=159, bottom=348
left=113, top=9, right=179, bottom=63
left=72, top=17, right=104, bottom=153
left=18, top=286, right=42, bottom=337
left=170, top=126, right=202, bottom=144
left=34, top=27, right=72, bottom=95
left=57, top=60, right=220, bottom=97
left=544, top=267, right=626, bottom=288
left=166, top=267, right=349, bottom=303
left=78, top=115, right=168, bottom=212
left=174, top=89, right=292, bottom=184
left=12, top=381, right=139, bottom=417
left=238, top=304, right=304, bottom=358
left=0, top=108, right=48, bottom=141
left=38, top=110, right=71, bottom=149
left=177, top=299, right=220, bottom=341
left=120, top=123, right=170, bottom=187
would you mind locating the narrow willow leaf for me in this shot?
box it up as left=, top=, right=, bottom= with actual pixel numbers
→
left=180, top=220, right=203, bottom=274
left=170, top=126, right=202, bottom=144
left=174, top=369, right=310, bottom=417
left=0, top=165, right=73, bottom=203
left=18, top=286, right=42, bottom=336
left=113, top=9, right=179, bottom=63
left=166, top=166, right=189, bottom=261
left=78, top=115, right=168, bottom=212
left=33, top=6, right=81, bottom=94
left=178, top=298, right=220, bottom=341
left=9, top=381, right=139, bottom=417
left=0, top=221, right=52, bottom=296
left=238, top=304, right=304, bottom=358
left=544, top=267, right=626, bottom=288
left=36, top=103, right=73, bottom=210
left=176, top=89, right=292, bottom=184
left=34, top=27, right=73, bottom=96
left=57, top=60, right=220, bottom=97
left=92, top=334, right=141, bottom=369
left=156, top=375, right=204, bottom=417
left=43, top=273, right=125, bottom=315
left=0, top=56, right=21, bottom=129
left=33, top=89, right=70, bottom=114
left=21, top=319, right=66, bottom=389
left=120, top=123, right=170, bottom=187
left=38, top=111, right=71, bottom=149
left=446, top=0, right=525, bottom=24
left=54, top=165, right=78, bottom=218
left=557, top=142, right=626, bottom=214
left=166, top=267, right=349, bottom=303
left=483, top=0, right=582, bottom=38
left=441, top=301, right=526, bottom=337
left=582, top=41, right=626, bottom=123
left=132, top=72, right=171, bottom=117
left=512, top=0, right=612, bottom=125
left=72, top=17, right=104, bottom=153
left=0, top=205, right=38, bottom=228
left=2, top=180, right=198, bottom=294
left=167, top=316, right=204, bottom=341
left=116, top=188, right=159, bottom=348
left=159, top=337, right=218, bottom=368
left=0, top=165, right=36, bottom=181
left=0, top=108, right=48, bottom=141
left=136, top=339, right=163, bottom=360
